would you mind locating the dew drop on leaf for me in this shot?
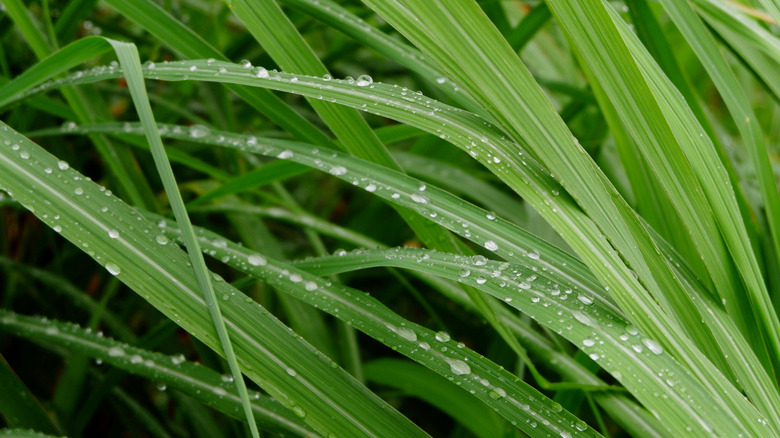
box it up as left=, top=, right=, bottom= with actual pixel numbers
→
left=642, top=338, right=663, bottom=355
left=105, top=263, right=121, bottom=276
left=445, top=358, right=471, bottom=376
left=248, top=254, right=267, bottom=266
left=435, top=331, right=451, bottom=342
left=356, top=75, right=373, bottom=87
left=188, top=124, right=210, bottom=138
left=253, top=67, right=269, bottom=78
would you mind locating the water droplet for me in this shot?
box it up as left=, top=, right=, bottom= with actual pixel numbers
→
left=74, top=187, right=84, bottom=195
left=582, top=339, right=595, bottom=347
left=289, top=273, right=302, bottom=283
left=577, top=294, right=593, bottom=305
left=436, top=77, right=446, bottom=84
left=277, top=150, right=293, bottom=159
left=108, top=346, right=125, bottom=356
left=240, top=59, right=252, bottom=69
left=445, top=358, right=471, bottom=375
left=365, top=183, right=377, bottom=192
left=221, top=374, right=234, bottom=382
left=329, top=166, right=347, bottom=176
left=435, top=331, right=451, bottom=342
left=188, top=124, right=210, bottom=138
left=156, top=235, right=169, bottom=245
left=108, top=229, right=120, bottom=239
left=396, top=327, right=417, bottom=342
left=410, top=193, right=427, bottom=203
left=189, top=65, right=197, bottom=71
left=489, top=387, right=506, bottom=399
left=304, top=281, right=318, bottom=291
left=642, top=338, right=663, bottom=355
left=253, top=66, right=269, bottom=78
left=472, top=255, right=487, bottom=266
left=292, top=406, right=306, bottom=418
left=484, top=240, right=498, bottom=251
left=20, top=151, right=29, bottom=159
left=527, top=250, right=540, bottom=260
left=248, top=254, right=267, bottom=266
left=58, top=160, right=69, bottom=170
left=286, top=367, right=297, bottom=377
left=105, top=263, right=121, bottom=276
left=356, top=75, right=373, bottom=86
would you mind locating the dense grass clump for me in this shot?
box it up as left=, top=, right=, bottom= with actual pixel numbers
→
left=1, top=0, right=780, bottom=437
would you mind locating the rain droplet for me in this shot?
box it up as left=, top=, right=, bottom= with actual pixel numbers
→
left=253, top=66, right=269, bottom=78
left=577, top=294, right=593, bottom=305
left=58, top=160, right=69, bottom=170
left=188, top=124, right=210, bottom=138
left=105, top=263, right=121, bottom=276
left=277, top=150, right=293, bottom=159
left=435, top=331, right=451, bottom=342
left=410, top=194, right=428, bottom=203
left=396, top=327, right=417, bottom=342
left=329, top=166, right=347, bottom=176
left=642, top=338, right=663, bottom=355
left=445, top=358, right=471, bottom=376
left=484, top=240, right=498, bottom=251
left=108, top=229, right=120, bottom=239
left=356, top=75, right=373, bottom=87
left=156, top=235, right=169, bottom=245
left=248, top=254, right=267, bottom=266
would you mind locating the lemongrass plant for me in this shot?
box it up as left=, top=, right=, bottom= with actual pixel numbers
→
left=1, top=0, right=779, bottom=436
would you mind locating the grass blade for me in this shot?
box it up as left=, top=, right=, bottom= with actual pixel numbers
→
left=109, top=40, right=260, bottom=438
left=0, top=121, right=427, bottom=437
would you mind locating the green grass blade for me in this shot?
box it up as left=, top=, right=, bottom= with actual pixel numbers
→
left=0, top=122, right=427, bottom=437
left=109, top=40, right=260, bottom=438
left=0, top=310, right=317, bottom=437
